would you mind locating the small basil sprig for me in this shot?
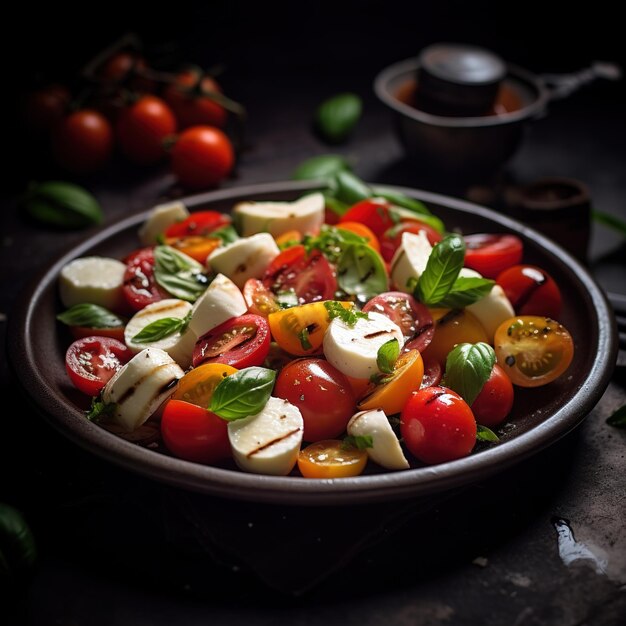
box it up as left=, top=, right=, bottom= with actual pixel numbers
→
left=56, top=303, right=124, bottom=329
left=377, top=338, right=400, bottom=374
left=132, top=311, right=192, bottom=343
left=315, top=93, right=362, bottom=144
left=444, top=342, right=496, bottom=406
left=154, top=245, right=208, bottom=302
left=337, top=243, right=388, bottom=300
left=414, top=234, right=494, bottom=307
left=606, top=405, right=626, bottom=428
left=476, top=425, right=500, bottom=442
left=303, top=224, right=367, bottom=264
left=342, top=435, right=374, bottom=451
left=293, top=155, right=351, bottom=181
left=211, top=225, right=239, bottom=245
left=209, top=367, right=276, bottom=421
left=324, top=300, right=368, bottom=327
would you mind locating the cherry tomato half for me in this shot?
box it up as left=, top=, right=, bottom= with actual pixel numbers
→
left=380, top=221, right=443, bottom=262
left=161, top=399, right=230, bottom=464
left=496, top=265, right=562, bottom=320
left=494, top=316, right=574, bottom=387
left=263, top=245, right=337, bottom=304
left=243, top=279, right=280, bottom=317
left=363, top=291, right=434, bottom=353
left=121, top=248, right=164, bottom=312
left=65, top=336, right=131, bottom=396
left=463, top=234, right=523, bottom=279
left=164, top=211, right=231, bottom=238
left=401, top=386, right=477, bottom=465
left=192, top=314, right=270, bottom=369
left=171, top=126, right=234, bottom=189
left=298, top=440, right=367, bottom=478
left=471, top=364, right=514, bottom=427
left=164, top=235, right=221, bottom=264
left=172, top=362, right=238, bottom=407
left=274, top=358, right=356, bottom=441
left=116, top=95, right=177, bottom=164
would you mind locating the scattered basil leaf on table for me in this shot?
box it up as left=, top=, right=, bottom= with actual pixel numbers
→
left=153, top=245, right=208, bottom=302
left=20, top=181, right=103, bottom=228
left=476, top=425, right=500, bottom=443
left=209, top=367, right=276, bottom=421
left=0, top=503, right=37, bottom=583
left=377, top=338, right=400, bottom=374
left=315, top=93, right=362, bottom=144
left=56, top=303, right=125, bottom=329
left=342, top=435, right=374, bottom=451
left=444, top=342, right=496, bottom=406
left=324, top=300, right=368, bottom=327
left=131, top=311, right=192, bottom=343
left=337, top=242, right=388, bottom=300
left=606, top=405, right=626, bottom=428
left=293, top=154, right=351, bottom=180
left=592, top=210, right=626, bottom=238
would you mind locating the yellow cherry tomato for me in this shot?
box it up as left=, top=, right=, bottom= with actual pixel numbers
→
left=422, top=308, right=489, bottom=365
left=268, top=301, right=351, bottom=356
left=494, top=316, right=574, bottom=387
left=298, top=440, right=367, bottom=478
left=164, top=235, right=221, bottom=264
left=357, top=349, right=424, bottom=414
left=171, top=362, right=237, bottom=407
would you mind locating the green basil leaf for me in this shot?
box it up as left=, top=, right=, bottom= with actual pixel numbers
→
left=132, top=316, right=186, bottom=343
left=154, top=245, right=208, bottom=302
left=315, top=93, right=362, bottom=144
left=377, top=338, right=400, bottom=374
left=20, top=181, right=103, bottom=229
left=332, top=170, right=372, bottom=205
left=209, top=367, right=276, bottom=421
left=324, top=300, right=368, bottom=327
left=0, top=503, right=37, bottom=581
left=444, top=342, right=496, bottom=406
left=337, top=243, right=388, bottom=300
left=342, top=435, right=374, bottom=450
left=415, top=234, right=465, bottom=306
left=211, top=225, right=239, bottom=245
left=476, top=425, right=500, bottom=442
left=56, top=303, right=125, bottom=329
left=293, top=155, right=351, bottom=181
left=322, top=192, right=349, bottom=217
left=436, top=277, right=495, bottom=308
left=387, top=208, right=446, bottom=235
left=304, top=224, right=367, bottom=264
left=298, top=327, right=313, bottom=351
left=371, top=186, right=434, bottom=216
left=606, top=405, right=626, bottom=428
left=87, top=398, right=117, bottom=422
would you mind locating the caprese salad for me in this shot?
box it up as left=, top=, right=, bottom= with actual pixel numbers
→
left=56, top=184, right=575, bottom=478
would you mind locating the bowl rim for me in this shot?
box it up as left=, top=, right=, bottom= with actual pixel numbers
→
left=8, top=180, right=617, bottom=505
left=374, top=56, right=549, bottom=128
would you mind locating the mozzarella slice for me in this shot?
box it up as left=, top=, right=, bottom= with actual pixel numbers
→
left=228, top=397, right=303, bottom=475
left=460, top=268, right=515, bottom=340
left=347, top=409, right=409, bottom=470
left=389, top=231, right=433, bottom=293
left=323, top=311, right=404, bottom=380
left=102, top=348, right=184, bottom=432
left=234, top=192, right=324, bottom=238
left=124, top=299, right=196, bottom=369
left=59, top=256, right=126, bottom=310
left=188, top=273, right=247, bottom=337
left=138, top=201, right=189, bottom=245
left=207, top=233, right=279, bottom=288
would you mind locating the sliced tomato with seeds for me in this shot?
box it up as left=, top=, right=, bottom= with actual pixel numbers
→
left=262, top=245, right=337, bottom=304
left=363, top=291, right=434, bottom=353
left=122, top=247, right=164, bottom=311
left=243, top=279, right=280, bottom=317
left=65, top=336, right=131, bottom=396
left=464, top=234, right=523, bottom=279
left=192, top=314, right=270, bottom=369
left=380, top=221, right=443, bottom=262
left=165, top=211, right=231, bottom=238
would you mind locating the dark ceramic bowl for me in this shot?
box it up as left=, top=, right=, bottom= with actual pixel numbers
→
left=7, top=181, right=617, bottom=505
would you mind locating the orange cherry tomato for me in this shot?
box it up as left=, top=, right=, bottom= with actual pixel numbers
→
left=164, top=235, right=221, bottom=264
left=422, top=308, right=490, bottom=366
left=171, top=362, right=237, bottom=407
left=336, top=222, right=381, bottom=252
left=268, top=301, right=351, bottom=356
left=357, top=349, right=424, bottom=414
left=274, top=230, right=303, bottom=247
left=494, top=316, right=574, bottom=387
left=298, top=440, right=367, bottom=478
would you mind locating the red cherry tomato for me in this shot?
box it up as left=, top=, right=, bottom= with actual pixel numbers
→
left=243, top=279, right=279, bottom=317
left=340, top=198, right=395, bottom=237
left=25, top=84, right=70, bottom=135
left=52, top=109, right=113, bottom=173
left=420, top=358, right=442, bottom=388
left=171, top=126, right=234, bottom=189
left=263, top=245, right=337, bottom=304
left=65, top=336, right=131, bottom=396
left=274, top=358, right=356, bottom=442
left=161, top=399, right=230, bottom=464
left=401, top=386, right=477, bottom=465
left=99, top=51, right=154, bottom=91
left=363, top=291, right=434, bottom=353
left=471, top=364, right=514, bottom=427
left=192, top=314, right=270, bottom=369
left=116, top=95, right=177, bottom=164
left=164, top=211, right=231, bottom=238
left=163, top=71, right=227, bottom=129
left=380, top=221, right=443, bottom=262
left=463, top=234, right=524, bottom=279
left=122, top=248, right=164, bottom=311
left=496, top=265, right=562, bottom=319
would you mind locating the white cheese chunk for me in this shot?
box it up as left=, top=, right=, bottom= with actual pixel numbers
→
left=389, top=231, right=433, bottom=293
left=59, top=257, right=126, bottom=310
left=138, top=201, right=189, bottom=246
